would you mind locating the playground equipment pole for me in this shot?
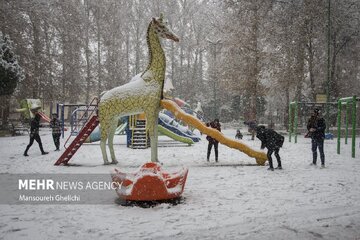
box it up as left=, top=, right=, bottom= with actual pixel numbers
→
left=345, top=102, right=349, bottom=144
left=325, top=0, right=331, bottom=133
left=56, top=103, right=59, bottom=117
left=288, top=101, right=298, bottom=143
left=294, top=101, right=298, bottom=143
left=288, top=103, right=292, bottom=142
left=337, top=100, right=341, bottom=154
left=61, top=104, right=65, bottom=139
left=351, top=96, right=357, bottom=158
left=337, top=96, right=357, bottom=158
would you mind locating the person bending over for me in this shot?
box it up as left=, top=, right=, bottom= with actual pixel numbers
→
left=256, top=125, right=284, bottom=171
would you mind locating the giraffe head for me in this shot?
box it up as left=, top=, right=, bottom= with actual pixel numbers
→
left=152, top=13, right=179, bottom=42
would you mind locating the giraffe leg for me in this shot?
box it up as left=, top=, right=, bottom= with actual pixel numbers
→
left=108, top=118, right=118, bottom=164
left=100, top=120, right=110, bottom=165
left=147, top=111, right=159, bottom=162
left=152, top=122, right=159, bottom=162
left=100, top=139, right=110, bottom=165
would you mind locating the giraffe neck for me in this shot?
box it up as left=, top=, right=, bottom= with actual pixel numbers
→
left=143, top=22, right=166, bottom=84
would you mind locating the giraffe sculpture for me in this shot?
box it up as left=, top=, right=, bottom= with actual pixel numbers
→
left=98, top=14, right=179, bottom=165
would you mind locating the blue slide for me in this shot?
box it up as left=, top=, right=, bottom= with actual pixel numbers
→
left=85, top=114, right=200, bottom=144
left=158, top=112, right=200, bottom=144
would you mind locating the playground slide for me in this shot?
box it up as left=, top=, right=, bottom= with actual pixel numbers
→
left=85, top=125, right=101, bottom=143
left=84, top=113, right=199, bottom=145
left=115, top=122, right=128, bottom=135
left=85, top=122, right=127, bottom=143
left=158, top=125, right=194, bottom=145
left=160, top=99, right=268, bottom=165
left=158, top=112, right=200, bottom=145
left=37, top=112, right=51, bottom=123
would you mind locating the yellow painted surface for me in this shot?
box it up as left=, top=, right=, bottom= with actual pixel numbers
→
left=137, top=113, right=146, bottom=120
left=161, top=99, right=268, bottom=165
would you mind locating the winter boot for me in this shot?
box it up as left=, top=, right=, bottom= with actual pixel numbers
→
left=24, top=146, right=30, bottom=157
left=39, top=144, right=48, bottom=155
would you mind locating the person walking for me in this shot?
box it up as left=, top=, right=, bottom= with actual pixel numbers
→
left=256, top=125, right=285, bottom=171
left=307, top=108, right=326, bottom=168
left=24, top=113, right=48, bottom=156
left=244, top=120, right=257, bottom=140
left=206, top=118, right=221, bottom=162
left=50, top=113, right=61, bottom=151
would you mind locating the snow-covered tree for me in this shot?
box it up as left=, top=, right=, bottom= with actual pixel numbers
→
left=0, top=32, right=24, bottom=96
left=0, top=31, right=24, bottom=125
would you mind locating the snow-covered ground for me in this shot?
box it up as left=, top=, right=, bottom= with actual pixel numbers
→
left=0, top=127, right=359, bottom=239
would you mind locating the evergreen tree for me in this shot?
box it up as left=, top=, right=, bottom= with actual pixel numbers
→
left=0, top=31, right=24, bottom=125
left=0, top=32, right=24, bottom=96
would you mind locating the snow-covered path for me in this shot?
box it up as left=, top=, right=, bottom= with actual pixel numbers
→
left=0, top=128, right=359, bottom=239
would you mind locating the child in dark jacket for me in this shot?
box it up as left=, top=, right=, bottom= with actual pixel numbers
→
left=235, top=129, right=243, bottom=139
left=50, top=113, right=62, bottom=151
left=256, top=125, right=284, bottom=171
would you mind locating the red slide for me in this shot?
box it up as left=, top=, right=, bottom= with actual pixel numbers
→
left=37, top=112, right=51, bottom=123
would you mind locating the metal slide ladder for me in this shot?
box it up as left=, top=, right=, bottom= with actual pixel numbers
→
left=54, top=97, right=99, bottom=166
left=130, top=119, right=149, bottom=149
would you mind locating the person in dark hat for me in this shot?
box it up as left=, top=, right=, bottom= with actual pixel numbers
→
left=255, top=125, right=285, bottom=171
left=307, top=108, right=326, bottom=167
left=206, top=118, right=221, bottom=162
left=235, top=129, right=243, bottom=139
left=50, top=113, right=61, bottom=151
left=24, top=113, right=49, bottom=156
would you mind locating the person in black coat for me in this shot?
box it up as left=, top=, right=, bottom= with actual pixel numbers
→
left=256, top=125, right=285, bottom=171
left=307, top=108, right=326, bottom=167
left=24, top=113, right=48, bottom=156
left=206, top=118, right=221, bottom=162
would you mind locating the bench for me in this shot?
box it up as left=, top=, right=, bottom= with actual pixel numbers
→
left=8, top=123, right=29, bottom=136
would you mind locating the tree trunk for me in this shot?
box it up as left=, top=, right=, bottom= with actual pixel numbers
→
left=134, top=19, right=141, bottom=75
left=1, top=96, right=10, bottom=127
left=304, top=0, right=316, bottom=101
left=96, top=7, right=102, bottom=96
left=295, top=28, right=305, bottom=102
left=84, top=0, right=91, bottom=103
left=30, top=13, right=41, bottom=99
left=44, top=21, right=53, bottom=102
left=170, top=41, right=175, bottom=90
left=249, top=5, right=260, bottom=121
left=126, top=31, right=130, bottom=82
left=330, top=33, right=338, bottom=100
left=61, top=34, right=67, bottom=101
